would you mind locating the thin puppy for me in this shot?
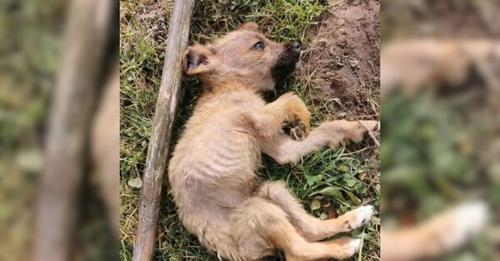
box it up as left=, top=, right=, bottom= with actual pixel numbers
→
left=169, top=23, right=378, bottom=261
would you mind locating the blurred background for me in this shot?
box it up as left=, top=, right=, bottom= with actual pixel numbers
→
left=0, top=0, right=118, bottom=260
left=381, top=0, right=500, bottom=260
left=2, top=0, right=500, bottom=260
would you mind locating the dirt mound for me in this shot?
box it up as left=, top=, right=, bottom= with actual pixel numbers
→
left=302, top=0, right=380, bottom=119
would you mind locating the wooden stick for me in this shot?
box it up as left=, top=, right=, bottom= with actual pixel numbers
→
left=132, top=0, right=195, bottom=260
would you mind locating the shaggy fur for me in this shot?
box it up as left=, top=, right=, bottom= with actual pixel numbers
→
left=168, top=23, right=378, bottom=261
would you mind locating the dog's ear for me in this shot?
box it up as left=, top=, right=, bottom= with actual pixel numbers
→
left=238, top=22, right=260, bottom=32
left=182, top=44, right=216, bottom=75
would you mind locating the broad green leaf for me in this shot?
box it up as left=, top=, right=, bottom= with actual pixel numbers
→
left=344, top=176, right=358, bottom=187
left=338, top=164, right=349, bottom=173
left=312, top=187, right=346, bottom=203
left=345, top=190, right=361, bottom=205
left=305, top=174, right=323, bottom=186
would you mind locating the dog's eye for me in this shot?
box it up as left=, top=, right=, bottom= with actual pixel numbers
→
left=253, top=41, right=265, bottom=50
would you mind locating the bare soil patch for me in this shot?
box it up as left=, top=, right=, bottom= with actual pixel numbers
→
left=302, top=0, right=380, bottom=120
left=382, top=0, right=500, bottom=39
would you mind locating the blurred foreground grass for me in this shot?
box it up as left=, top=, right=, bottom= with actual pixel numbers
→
left=1, top=0, right=118, bottom=260
left=0, top=0, right=66, bottom=259
left=382, top=90, right=499, bottom=260
left=381, top=0, right=500, bottom=259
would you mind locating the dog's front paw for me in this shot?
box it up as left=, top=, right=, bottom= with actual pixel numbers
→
left=278, top=93, right=310, bottom=141
left=359, top=120, right=379, bottom=132
left=318, top=120, right=379, bottom=147
left=281, top=114, right=308, bottom=141
left=347, top=120, right=379, bottom=143
left=339, top=205, right=374, bottom=231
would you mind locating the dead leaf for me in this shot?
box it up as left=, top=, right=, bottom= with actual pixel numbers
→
left=128, top=177, right=142, bottom=188
left=327, top=207, right=338, bottom=219
left=310, top=199, right=321, bottom=211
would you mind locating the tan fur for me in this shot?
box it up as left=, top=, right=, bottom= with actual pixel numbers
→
left=169, top=23, right=378, bottom=261
left=92, top=67, right=119, bottom=234
left=381, top=40, right=500, bottom=95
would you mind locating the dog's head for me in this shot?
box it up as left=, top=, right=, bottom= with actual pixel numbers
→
left=182, top=22, right=301, bottom=91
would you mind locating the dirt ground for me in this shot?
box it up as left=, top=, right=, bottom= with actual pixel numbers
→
left=302, top=0, right=380, bottom=120
left=382, top=0, right=500, bottom=39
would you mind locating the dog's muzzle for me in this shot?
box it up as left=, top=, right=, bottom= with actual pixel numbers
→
left=271, top=41, right=301, bottom=84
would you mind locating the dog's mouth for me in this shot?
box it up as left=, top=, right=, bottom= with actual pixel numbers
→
left=271, top=46, right=301, bottom=84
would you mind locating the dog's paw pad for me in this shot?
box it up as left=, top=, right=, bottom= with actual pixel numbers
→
left=281, top=115, right=308, bottom=140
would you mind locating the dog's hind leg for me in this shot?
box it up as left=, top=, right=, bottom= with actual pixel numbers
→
left=232, top=197, right=361, bottom=260
left=255, top=181, right=374, bottom=241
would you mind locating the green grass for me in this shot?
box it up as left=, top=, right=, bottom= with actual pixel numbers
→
left=120, top=1, right=380, bottom=260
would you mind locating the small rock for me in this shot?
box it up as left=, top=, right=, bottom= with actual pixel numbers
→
left=318, top=38, right=328, bottom=47
left=348, top=58, right=359, bottom=69
left=336, top=36, right=347, bottom=47
left=336, top=19, right=345, bottom=26
left=329, top=46, right=337, bottom=55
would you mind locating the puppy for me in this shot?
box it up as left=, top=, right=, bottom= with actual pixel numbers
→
left=169, top=22, right=378, bottom=261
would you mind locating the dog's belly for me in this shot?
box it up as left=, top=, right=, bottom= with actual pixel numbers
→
left=169, top=126, right=261, bottom=238
left=168, top=94, right=268, bottom=259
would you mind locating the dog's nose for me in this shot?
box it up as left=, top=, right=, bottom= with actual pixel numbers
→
left=289, top=41, right=301, bottom=50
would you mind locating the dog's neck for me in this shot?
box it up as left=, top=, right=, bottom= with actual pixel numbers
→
left=196, top=78, right=262, bottom=105
left=202, top=77, right=259, bottom=94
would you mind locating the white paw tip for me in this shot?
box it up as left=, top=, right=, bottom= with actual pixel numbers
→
left=454, top=201, right=489, bottom=235
left=442, top=201, right=490, bottom=249
left=350, top=239, right=362, bottom=252
left=359, top=205, right=375, bottom=222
